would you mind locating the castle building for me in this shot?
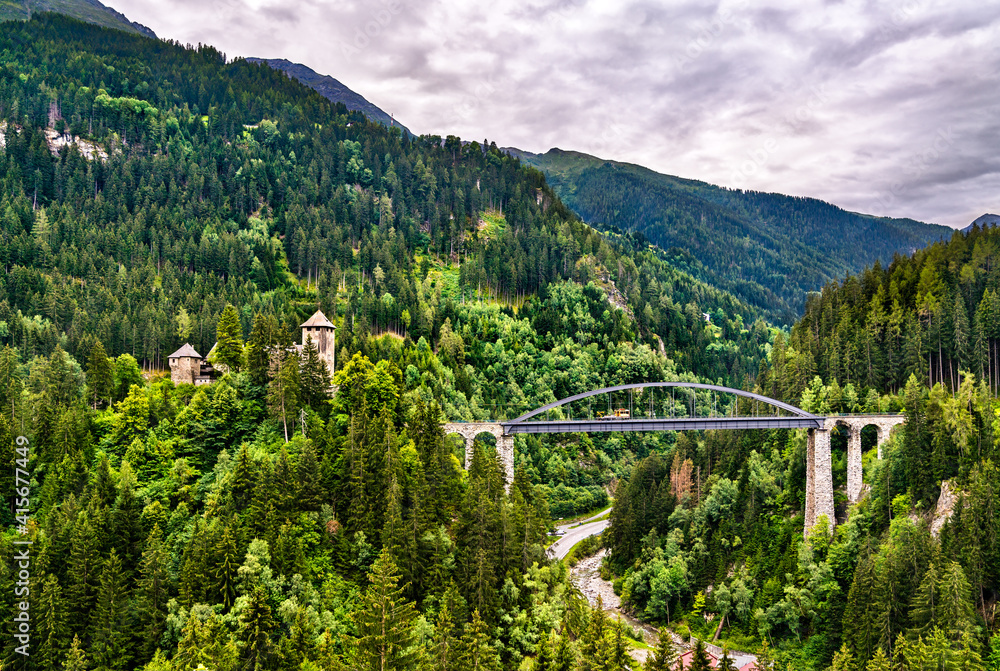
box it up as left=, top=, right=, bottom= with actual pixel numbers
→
left=299, top=310, right=336, bottom=379
left=167, top=343, right=216, bottom=385
left=168, top=310, right=336, bottom=386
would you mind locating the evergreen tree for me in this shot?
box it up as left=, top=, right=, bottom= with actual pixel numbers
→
left=37, top=573, right=69, bottom=671
left=214, top=526, right=240, bottom=610
left=64, top=634, right=89, bottom=671
left=268, top=347, right=300, bottom=442
left=718, top=647, right=738, bottom=671
left=245, top=313, right=277, bottom=387
left=865, top=647, right=890, bottom=671
left=428, top=602, right=458, bottom=671
left=86, top=341, right=113, bottom=409
left=136, top=525, right=169, bottom=660
left=238, top=587, right=275, bottom=671
left=455, top=610, right=501, bottom=671
left=354, top=548, right=419, bottom=671
left=90, top=548, right=131, bottom=671
left=300, top=335, right=331, bottom=412
left=828, top=644, right=854, bottom=671
left=688, top=640, right=712, bottom=671
left=644, top=631, right=677, bottom=671
left=215, top=304, right=245, bottom=373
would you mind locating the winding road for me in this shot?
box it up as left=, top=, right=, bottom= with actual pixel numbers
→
left=547, top=508, right=611, bottom=560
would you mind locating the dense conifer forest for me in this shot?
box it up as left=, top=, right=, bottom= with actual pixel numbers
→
left=1, top=12, right=998, bottom=671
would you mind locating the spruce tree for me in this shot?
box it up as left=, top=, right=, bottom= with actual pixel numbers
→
left=238, top=587, right=275, bottom=671
left=86, top=341, right=113, bottom=409
left=644, top=630, right=677, bottom=671
left=300, top=335, right=331, bottom=412
left=455, top=610, right=501, bottom=671
left=91, top=548, right=131, bottom=671
left=65, top=512, right=100, bottom=635
left=37, top=573, right=69, bottom=671
left=827, top=644, right=854, bottom=671
left=354, top=548, right=419, bottom=671
left=136, top=525, right=169, bottom=661
left=245, top=312, right=277, bottom=387
left=214, top=526, right=239, bottom=610
left=268, top=347, right=300, bottom=442
left=865, top=647, right=890, bottom=671
left=215, top=304, right=245, bottom=373
left=688, top=640, right=712, bottom=671
left=64, top=634, right=88, bottom=671
left=429, top=601, right=458, bottom=671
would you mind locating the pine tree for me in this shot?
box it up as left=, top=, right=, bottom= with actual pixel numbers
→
left=534, top=630, right=555, bottom=671
left=455, top=610, right=500, bottom=671
left=910, top=561, right=941, bottom=634
left=86, top=341, right=113, bottom=409
left=936, top=561, right=977, bottom=640
left=354, top=548, right=419, bottom=671
left=91, top=548, right=131, bottom=671
left=215, top=304, right=245, bottom=373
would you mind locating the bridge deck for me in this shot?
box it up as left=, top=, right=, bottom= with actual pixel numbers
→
left=502, top=416, right=826, bottom=434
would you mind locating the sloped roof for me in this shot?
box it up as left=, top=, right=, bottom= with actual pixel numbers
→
left=168, top=343, right=201, bottom=359
left=300, top=310, right=336, bottom=329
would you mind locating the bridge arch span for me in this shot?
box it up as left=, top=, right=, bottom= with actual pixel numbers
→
left=508, top=382, right=818, bottom=424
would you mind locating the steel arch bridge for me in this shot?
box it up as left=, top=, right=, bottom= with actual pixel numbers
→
left=443, top=382, right=904, bottom=533
left=501, top=381, right=824, bottom=434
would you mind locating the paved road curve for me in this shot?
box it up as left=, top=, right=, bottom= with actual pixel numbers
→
left=548, top=509, right=611, bottom=560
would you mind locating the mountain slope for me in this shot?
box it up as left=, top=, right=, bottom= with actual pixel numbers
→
left=247, top=57, right=412, bottom=135
left=511, top=148, right=951, bottom=321
left=0, top=0, right=155, bottom=35
left=961, top=212, right=1000, bottom=233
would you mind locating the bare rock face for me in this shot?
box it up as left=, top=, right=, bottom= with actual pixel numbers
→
left=931, top=479, right=959, bottom=538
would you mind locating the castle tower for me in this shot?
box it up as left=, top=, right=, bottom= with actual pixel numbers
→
left=300, top=310, right=336, bottom=379
left=168, top=343, right=202, bottom=385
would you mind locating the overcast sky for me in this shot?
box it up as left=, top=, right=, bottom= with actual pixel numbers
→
left=112, top=0, right=1000, bottom=228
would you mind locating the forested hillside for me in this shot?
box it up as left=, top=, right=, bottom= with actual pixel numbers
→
left=0, top=14, right=791, bottom=670
left=0, top=0, right=154, bottom=35
left=603, top=224, right=1000, bottom=669
left=515, top=148, right=950, bottom=322
left=245, top=58, right=413, bottom=136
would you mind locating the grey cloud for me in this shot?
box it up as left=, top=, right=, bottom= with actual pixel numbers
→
left=108, top=0, right=1000, bottom=226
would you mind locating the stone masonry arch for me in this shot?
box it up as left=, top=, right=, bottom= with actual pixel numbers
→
left=805, top=415, right=906, bottom=533
left=442, top=422, right=514, bottom=488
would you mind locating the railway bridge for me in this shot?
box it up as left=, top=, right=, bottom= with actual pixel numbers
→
left=444, top=382, right=905, bottom=532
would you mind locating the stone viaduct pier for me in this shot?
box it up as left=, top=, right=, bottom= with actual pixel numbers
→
left=442, top=422, right=514, bottom=486
left=805, top=415, right=906, bottom=533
